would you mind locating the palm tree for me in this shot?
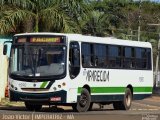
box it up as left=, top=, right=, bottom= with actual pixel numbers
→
left=82, top=0, right=128, bottom=37
left=82, top=10, right=110, bottom=36
left=0, top=0, right=89, bottom=34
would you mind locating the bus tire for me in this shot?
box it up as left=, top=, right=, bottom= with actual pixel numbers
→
left=72, top=103, right=93, bottom=112
left=113, top=88, right=132, bottom=110
left=74, top=88, right=91, bottom=112
left=25, top=102, right=42, bottom=111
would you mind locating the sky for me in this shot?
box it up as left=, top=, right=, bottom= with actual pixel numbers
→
left=151, top=0, right=160, bottom=2
left=134, top=0, right=160, bottom=2
left=149, top=0, right=160, bottom=2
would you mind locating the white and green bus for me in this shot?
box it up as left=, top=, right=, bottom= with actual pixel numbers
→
left=3, top=33, right=153, bottom=112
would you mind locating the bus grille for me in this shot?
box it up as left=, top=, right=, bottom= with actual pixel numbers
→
left=21, top=88, right=49, bottom=92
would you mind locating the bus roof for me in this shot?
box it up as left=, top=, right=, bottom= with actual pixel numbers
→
left=14, top=32, right=152, bottom=48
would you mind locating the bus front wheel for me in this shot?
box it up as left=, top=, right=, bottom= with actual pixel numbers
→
left=25, top=102, right=42, bottom=111
left=72, top=88, right=91, bottom=112
left=113, top=88, right=132, bottom=110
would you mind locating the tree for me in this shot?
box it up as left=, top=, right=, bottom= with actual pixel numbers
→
left=0, top=0, right=89, bottom=34
left=82, top=0, right=129, bottom=36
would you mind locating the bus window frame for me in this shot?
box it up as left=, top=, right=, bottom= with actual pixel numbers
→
left=81, top=42, right=152, bottom=71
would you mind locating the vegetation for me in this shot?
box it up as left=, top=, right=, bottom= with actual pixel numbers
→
left=0, top=0, right=159, bottom=37
left=0, top=0, right=89, bottom=33
left=0, top=0, right=160, bottom=65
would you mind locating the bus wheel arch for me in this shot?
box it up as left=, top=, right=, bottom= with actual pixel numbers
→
left=83, top=84, right=91, bottom=94
left=127, top=84, right=133, bottom=97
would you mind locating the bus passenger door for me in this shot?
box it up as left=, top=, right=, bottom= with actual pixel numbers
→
left=69, top=41, right=80, bottom=79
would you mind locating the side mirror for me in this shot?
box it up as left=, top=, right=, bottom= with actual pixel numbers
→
left=3, top=44, right=8, bottom=55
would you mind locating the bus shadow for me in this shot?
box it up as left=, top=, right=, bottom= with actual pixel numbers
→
left=0, top=106, right=28, bottom=111
left=0, top=105, right=116, bottom=112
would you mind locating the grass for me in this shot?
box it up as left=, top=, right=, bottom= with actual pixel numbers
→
left=0, top=98, right=24, bottom=107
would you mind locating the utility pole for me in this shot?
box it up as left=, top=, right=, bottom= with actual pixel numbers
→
left=148, top=24, right=160, bottom=88
left=155, top=33, right=160, bottom=87
left=138, top=0, right=142, bottom=41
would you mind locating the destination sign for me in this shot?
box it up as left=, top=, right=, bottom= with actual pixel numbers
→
left=15, top=36, right=65, bottom=44
left=17, top=38, right=27, bottom=43
left=30, top=37, right=61, bottom=43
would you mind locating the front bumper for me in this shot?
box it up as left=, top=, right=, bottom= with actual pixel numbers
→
left=9, top=90, right=67, bottom=104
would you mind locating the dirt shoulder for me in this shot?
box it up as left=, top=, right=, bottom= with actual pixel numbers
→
left=0, top=98, right=24, bottom=107
left=144, top=95, right=160, bottom=102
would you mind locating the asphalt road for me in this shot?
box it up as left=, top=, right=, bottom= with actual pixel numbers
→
left=0, top=97, right=160, bottom=120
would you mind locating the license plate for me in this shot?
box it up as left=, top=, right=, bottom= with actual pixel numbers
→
left=50, top=97, right=61, bottom=101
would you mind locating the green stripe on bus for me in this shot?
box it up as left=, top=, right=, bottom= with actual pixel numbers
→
left=78, top=87, right=152, bottom=93
left=133, top=87, right=152, bottom=92
left=40, top=81, right=48, bottom=88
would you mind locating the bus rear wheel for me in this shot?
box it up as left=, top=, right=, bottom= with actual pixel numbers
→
left=72, top=88, right=91, bottom=112
left=25, top=102, right=42, bottom=111
left=113, top=88, right=132, bottom=110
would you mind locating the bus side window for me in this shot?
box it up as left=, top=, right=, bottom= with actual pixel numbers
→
left=81, top=43, right=92, bottom=67
left=69, top=41, right=80, bottom=79
left=124, top=47, right=135, bottom=69
left=135, top=48, right=147, bottom=69
left=146, top=48, right=152, bottom=70
left=108, top=45, right=119, bottom=68
left=94, top=44, right=107, bottom=67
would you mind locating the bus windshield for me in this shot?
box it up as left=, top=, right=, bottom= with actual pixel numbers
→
left=10, top=44, right=66, bottom=78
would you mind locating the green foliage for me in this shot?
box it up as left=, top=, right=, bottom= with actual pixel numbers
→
left=0, top=0, right=159, bottom=42
left=0, top=0, right=90, bottom=33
